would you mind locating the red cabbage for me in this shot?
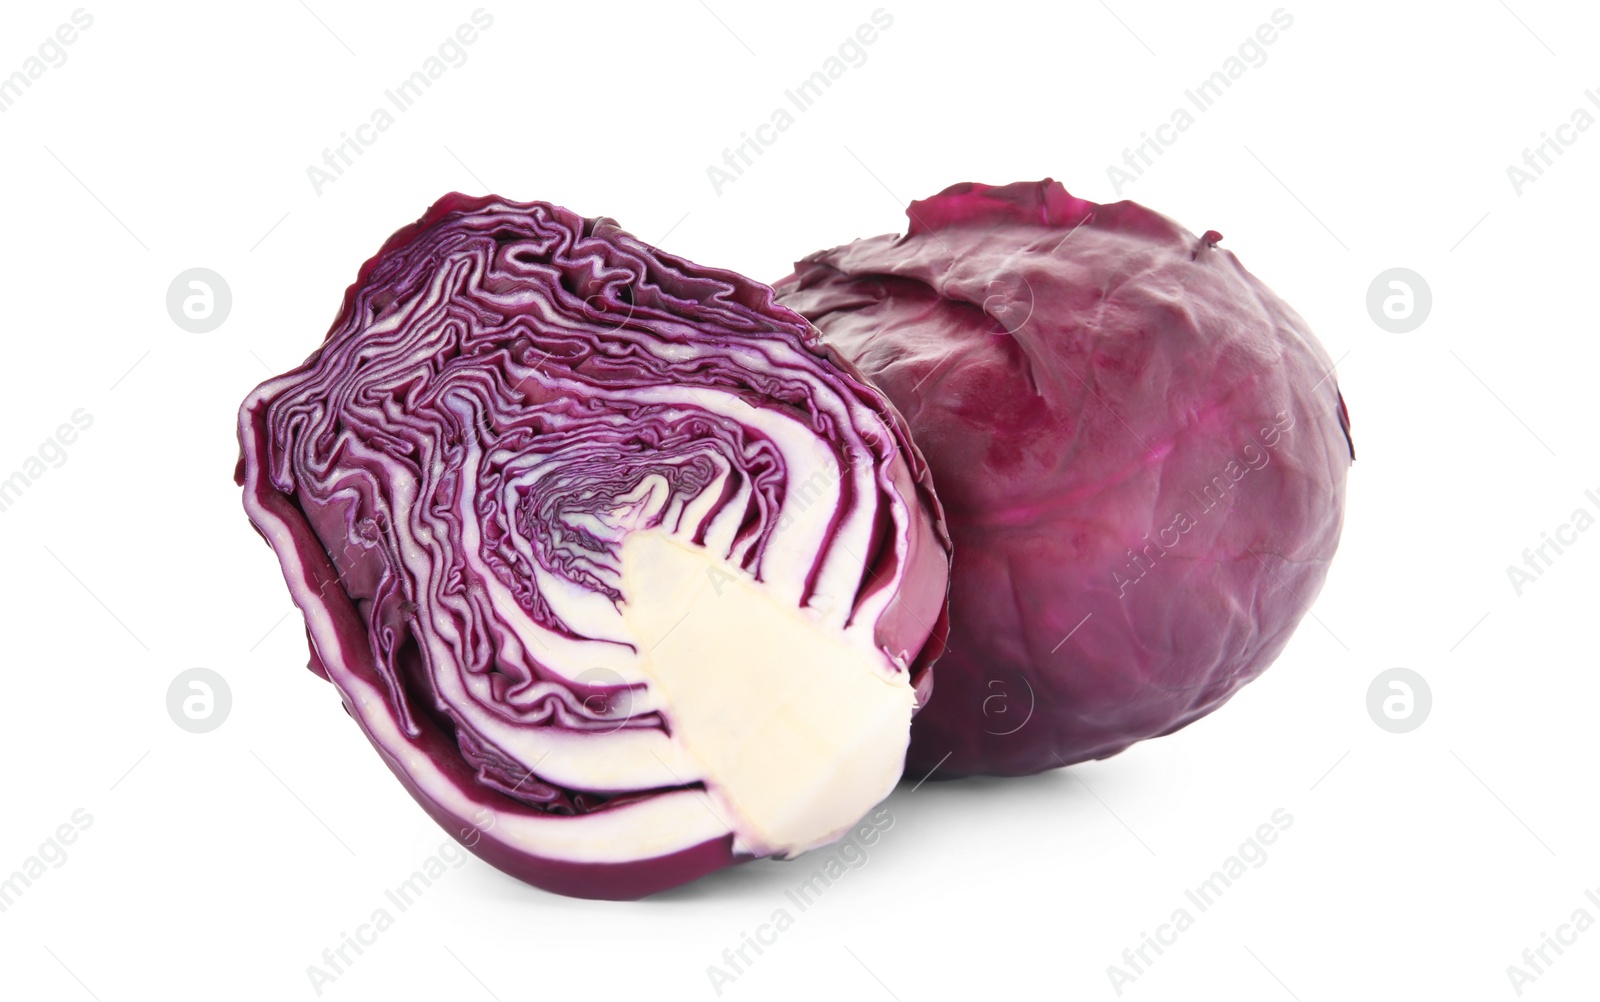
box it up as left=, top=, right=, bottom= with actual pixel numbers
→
left=775, top=180, right=1352, bottom=777
left=237, top=194, right=950, bottom=898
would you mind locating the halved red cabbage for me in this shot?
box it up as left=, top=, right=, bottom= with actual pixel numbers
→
left=237, top=194, right=950, bottom=899
left=776, top=180, right=1352, bottom=777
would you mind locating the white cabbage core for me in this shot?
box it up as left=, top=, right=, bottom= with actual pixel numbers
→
left=618, top=529, right=915, bottom=858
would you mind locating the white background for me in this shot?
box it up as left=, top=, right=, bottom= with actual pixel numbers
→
left=1, top=1, right=1596, bottom=1000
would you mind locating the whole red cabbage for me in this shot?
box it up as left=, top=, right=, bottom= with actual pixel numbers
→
left=237, top=194, right=949, bottom=898
left=775, top=180, right=1352, bottom=778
